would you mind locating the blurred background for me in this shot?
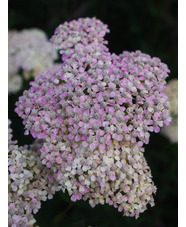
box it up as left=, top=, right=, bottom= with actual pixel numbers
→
left=8, top=0, right=178, bottom=226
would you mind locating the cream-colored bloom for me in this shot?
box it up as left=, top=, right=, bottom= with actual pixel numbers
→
left=161, top=79, right=178, bottom=143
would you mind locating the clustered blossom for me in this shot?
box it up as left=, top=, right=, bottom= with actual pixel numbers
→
left=14, top=17, right=171, bottom=219
left=8, top=121, right=61, bottom=226
left=39, top=139, right=156, bottom=219
left=161, top=79, right=178, bottom=143
left=8, top=73, right=23, bottom=94
left=8, top=29, right=59, bottom=93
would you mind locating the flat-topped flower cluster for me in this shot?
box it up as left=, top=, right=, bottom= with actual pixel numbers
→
left=161, top=79, right=178, bottom=143
left=8, top=121, right=62, bottom=226
left=8, top=29, right=60, bottom=94
left=12, top=17, right=171, bottom=224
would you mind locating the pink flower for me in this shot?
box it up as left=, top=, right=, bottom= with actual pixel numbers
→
left=99, top=144, right=106, bottom=151
left=82, top=141, right=88, bottom=148
left=110, top=174, right=116, bottom=181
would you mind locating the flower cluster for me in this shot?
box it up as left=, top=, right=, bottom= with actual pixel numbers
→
left=161, top=79, right=178, bottom=143
left=8, top=121, right=61, bottom=226
left=39, top=139, right=156, bottom=219
left=8, top=29, right=59, bottom=93
left=15, top=17, right=171, bottom=219
left=8, top=73, right=23, bottom=94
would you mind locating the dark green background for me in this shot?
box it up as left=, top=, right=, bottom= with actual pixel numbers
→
left=8, top=0, right=178, bottom=226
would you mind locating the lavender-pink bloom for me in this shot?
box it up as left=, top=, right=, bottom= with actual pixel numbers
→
left=14, top=17, right=171, bottom=218
left=8, top=121, right=61, bottom=226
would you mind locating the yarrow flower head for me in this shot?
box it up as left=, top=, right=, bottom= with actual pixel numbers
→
left=8, top=29, right=59, bottom=93
left=15, top=17, right=171, bottom=219
left=8, top=73, right=22, bottom=94
left=161, top=79, right=178, bottom=143
left=8, top=121, right=61, bottom=226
